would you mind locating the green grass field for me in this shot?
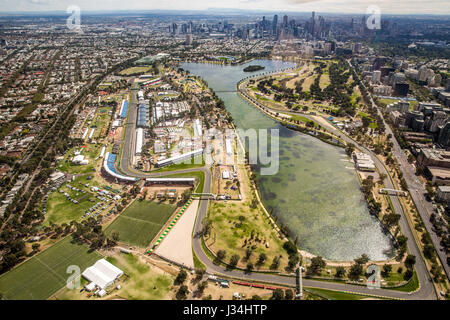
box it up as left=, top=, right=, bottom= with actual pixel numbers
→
left=44, top=173, right=109, bottom=226
left=288, top=114, right=319, bottom=127
left=119, top=66, right=151, bottom=75
left=305, top=288, right=383, bottom=300
left=44, top=188, right=98, bottom=226
left=55, top=253, right=173, bottom=300
left=105, top=200, right=176, bottom=248
left=390, top=271, right=419, bottom=292
left=0, top=236, right=102, bottom=300
left=57, top=145, right=101, bottom=175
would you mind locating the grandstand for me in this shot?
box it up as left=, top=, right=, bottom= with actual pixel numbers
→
left=156, top=149, right=204, bottom=168
left=120, top=100, right=129, bottom=119
left=102, top=152, right=139, bottom=183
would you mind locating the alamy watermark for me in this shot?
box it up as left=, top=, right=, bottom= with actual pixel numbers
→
left=366, top=5, right=381, bottom=30
left=175, top=127, right=280, bottom=176
left=366, top=264, right=381, bottom=289
left=67, top=5, right=83, bottom=33
left=66, top=265, right=81, bottom=290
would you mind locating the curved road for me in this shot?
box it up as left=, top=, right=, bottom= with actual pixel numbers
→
left=116, top=77, right=436, bottom=300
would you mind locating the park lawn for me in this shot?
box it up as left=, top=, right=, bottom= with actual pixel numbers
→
left=105, top=200, right=176, bottom=248
left=390, top=271, right=419, bottom=292
left=206, top=163, right=289, bottom=271
left=301, top=74, right=317, bottom=91
left=288, top=114, right=319, bottom=128
left=54, top=253, right=173, bottom=300
left=376, top=98, right=422, bottom=110
left=256, top=95, right=271, bottom=101
left=207, top=202, right=288, bottom=271
left=44, top=185, right=99, bottom=226
left=319, top=73, right=330, bottom=89
left=358, top=112, right=378, bottom=129
left=91, top=107, right=112, bottom=139
left=305, top=288, right=383, bottom=300
left=119, top=66, right=151, bottom=76
left=378, top=98, right=399, bottom=108
left=57, top=146, right=97, bottom=175
left=0, top=236, right=102, bottom=300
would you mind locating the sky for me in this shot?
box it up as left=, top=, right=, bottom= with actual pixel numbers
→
left=0, top=0, right=449, bottom=15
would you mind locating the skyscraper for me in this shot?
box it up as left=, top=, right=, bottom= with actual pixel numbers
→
left=272, top=14, right=278, bottom=36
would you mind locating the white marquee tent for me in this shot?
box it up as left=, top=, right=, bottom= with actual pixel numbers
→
left=82, top=258, right=124, bottom=290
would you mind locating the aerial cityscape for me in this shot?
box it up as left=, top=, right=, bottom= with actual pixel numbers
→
left=0, top=0, right=449, bottom=307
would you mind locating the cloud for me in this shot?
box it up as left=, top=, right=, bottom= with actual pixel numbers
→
left=27, top=0, right=52, bottom=4
left=285, top=0, right=322, bottom=3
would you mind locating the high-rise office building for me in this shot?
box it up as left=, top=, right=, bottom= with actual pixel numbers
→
left=272, top=14, right=278, bottom=35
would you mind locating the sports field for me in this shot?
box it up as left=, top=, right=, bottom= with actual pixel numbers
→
left=0, top=236, right=102, bottom=300
left=119, top=66, right=151, bottom=75
left=105, top=200, right=176, bottom=248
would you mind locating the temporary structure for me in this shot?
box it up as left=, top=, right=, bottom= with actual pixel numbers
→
left=82, top=259, right=124, bottom=290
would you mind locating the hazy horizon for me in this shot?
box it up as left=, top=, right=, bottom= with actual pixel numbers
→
left=0, top=0, right=449, bottom=15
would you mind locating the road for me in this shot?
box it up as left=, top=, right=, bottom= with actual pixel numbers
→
left=116, top=75, right=437, bottom=300
left=354, top=64, right=450, bottom=281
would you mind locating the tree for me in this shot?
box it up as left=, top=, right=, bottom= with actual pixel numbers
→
left=174, top=270, right=187, bottom=285
left=284, top=289, right=294, bottom=300
left=423, top=244, right=436, bottom=260
left=217, top=250, right=226, bottom=261
left=201, top=218, right=212, bottom=236
left=270, top=256, right=281, bottom=270
left=271, top=288, right=284, bottom=300
left=430, top=263, right=443, bottom=282
left=195, top=268, right=206, bottom=280
left=307, top=256, right=326, bottom=275
left=229, top=254, right=240, bottom=268
left=283, top=241, right=297, bottom=255
left=246, top=262, right=254, bottom=273
left=197, top=281, right=208, bottom=295
left=405, top=255, right=416, bottom=270
left=345, top=143, right=355, bottom=156
left=335, top=266, right=346, bottom=278
left=403, top=269, right=413, bottom=281
left=354, top=254, right=370, bottom=265
left=250, top=295, right=262, bottom=300
left=348, top=263, right=363, bottom=281
left=257, top=253, right=267, bottom=266
left=382, top=213, right=401, bottom=229
left=381, top=264, right=392, bottom=278
left=288, top=254, right=300, bottom=270
left=176, top=285, right=189, bottom=300
left=181, top=189, right=192, bottom=204
left=244, top=248, right=253, bottom=261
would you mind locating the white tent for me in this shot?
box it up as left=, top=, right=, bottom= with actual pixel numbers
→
left=82, top=259, right=124, bottom=290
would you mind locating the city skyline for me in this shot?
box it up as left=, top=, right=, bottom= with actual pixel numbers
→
left=1, top=0, right=450, bottom=15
